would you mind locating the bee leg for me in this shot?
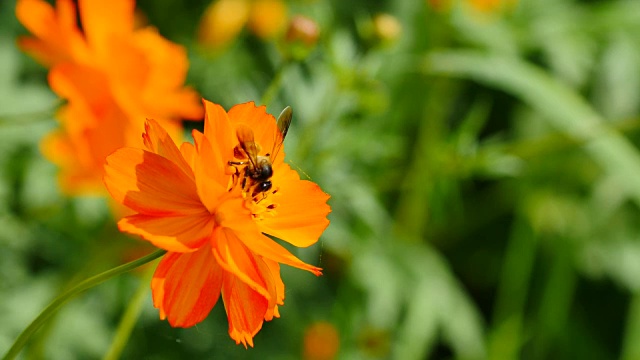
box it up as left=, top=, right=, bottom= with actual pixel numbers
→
left=228, top=160, right=247, bottom=166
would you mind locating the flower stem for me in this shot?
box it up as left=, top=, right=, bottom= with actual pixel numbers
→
left=2, top=249, right=166, bottom=360
left=260, top=61, right=289, bottom=108
left=102, top=266, right=155, bottom=360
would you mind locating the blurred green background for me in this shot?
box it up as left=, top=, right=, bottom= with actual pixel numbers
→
left=4, top=0, right=640, bottom=358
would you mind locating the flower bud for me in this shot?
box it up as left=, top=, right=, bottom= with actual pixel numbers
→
left=286, top=15, right=319, bottom=47
left=373, top=13, right=401, bottom=44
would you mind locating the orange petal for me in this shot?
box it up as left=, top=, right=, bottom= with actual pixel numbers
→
left=151, top=87, right=204, bottom=121
left=214, top=195, right=253, bottom=231
left=203, top=100, right=236, bottom=157
left=240, top=229, right=322, bottom=276
left=104, top=148, right=205, bottom=216
left=78, top=0, right=134, bottom=58
left=194, top=136, right=229, bottom=212
left=142, top=119, right=194, bottom=180
left=152, top=247, right=224, bottom=327
left=227, top=102, right=280, bottom=157
left=128, top=28, right=186, bottom=90
left=211, top=227, right=271, bottom=301
left=259, top=164, right=331, bottom=247
left=16, top=0, right=57, bottom=39
left=221, top=271, right=269, bottom=348
left=180, top=142, right=197, bottom=171
left=48, top=63, right=112, bottom=131
left=16, top=0, right=88, bottom=65
left=118, top=213, right=214, bottom=252
left=126, top=29, right=205, bottom=120
left=191, top=129, right=204, bottom=149
left=262, top=259, right=284, bottom=320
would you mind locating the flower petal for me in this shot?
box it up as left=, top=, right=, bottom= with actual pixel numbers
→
left=262, top=259, right=284, bottom=320
left=142, top=119, right=194, bottom=180
left=16, top=0, right=88, bottom=65
left=240, top=229, right=322, bottom=276
left=128, top=29, right=204, bottom=120
left=221, top=271, right=269, bottom=348
left=259, top=164, right=331, bottom=247
left=227, top=102, right=280, bottom=158
left=211, top=227, right=271, bottom=301
left=104, top=148, right=204, bottom=216
left=180, top=142, right=197, bottom=172
left=79, top=0, right=134, bottom=59
left=152, top=247, right=224, bottom=327
left=118, top=213, right=214, bottom=252
left=195, top=136, right=229, bottom=212
left=203, top=100, right=236, bottom=160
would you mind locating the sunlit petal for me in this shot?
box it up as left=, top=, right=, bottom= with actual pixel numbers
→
left=221, top=272, right=269, bottom=348
left=119, top=213, right=214, bottom=252
left=211, top=227, right=271, bottom=301
left=104, top=148, right=204, bottom=216
left=259, top=164, right=331, bottom=247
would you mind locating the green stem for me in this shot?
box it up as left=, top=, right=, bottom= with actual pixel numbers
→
left=2, top=249, right=166, bottom=360
left=260, top=61, right=289, bottom=108
left=103, top=266, right=155, bottom=360
left=488, top=217, right=537, bottom=360
left=621, top=291, right=640, bottom=360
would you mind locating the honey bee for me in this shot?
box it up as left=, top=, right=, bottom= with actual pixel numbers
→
left=230, top=106, right=292, bottom=196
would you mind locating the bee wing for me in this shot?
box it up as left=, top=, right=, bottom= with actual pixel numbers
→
left=236, top=123, right=260, bottom=168
left=270, top=106, right=292, bottom=162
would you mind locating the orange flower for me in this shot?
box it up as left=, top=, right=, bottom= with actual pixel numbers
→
left=16, top=0, right=203, bottom=194
left=104, top=100, right=331, bottom=347
left=303, top=321, right=340, bottom=360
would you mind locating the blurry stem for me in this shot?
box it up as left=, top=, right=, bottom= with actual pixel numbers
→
left=532, top=238, right=576, bottom=359
left=103, top=266, right=155, bottom=360
left=488, top=217, right=537, bottom=360
left=260, top=61, right=290, bottom=108
left=2, top=249, right=166, bottom=360
left=393, top=78, right=459, bottom=238
left=621, top=291, right=640, bottom=360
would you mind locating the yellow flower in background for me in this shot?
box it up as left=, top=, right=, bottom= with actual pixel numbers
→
left=427, top=0, right=518, bottom=14
left=16, top=0, right=203, bottom=195
left=198, top=0, right=288, bottom=49
left=468, top=0, right=516, bottom=13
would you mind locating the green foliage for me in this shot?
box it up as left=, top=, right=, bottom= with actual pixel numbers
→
left=4, top=0, right=640, bottom=358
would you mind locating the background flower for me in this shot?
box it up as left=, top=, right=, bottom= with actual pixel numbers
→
left=16, top=0, right=203, bottom=194
left=198, top=0, right=288, bottom=49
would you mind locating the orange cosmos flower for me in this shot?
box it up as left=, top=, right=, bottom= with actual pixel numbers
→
left=104, top=100, right=331, bottom=347
left=16, top=0, right=203, bottom=194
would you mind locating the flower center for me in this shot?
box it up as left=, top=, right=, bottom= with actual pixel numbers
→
left=227, top=145, right=279, bottom=221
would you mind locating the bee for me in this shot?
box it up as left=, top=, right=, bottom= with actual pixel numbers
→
left=230, top=106, right=292, bottom=196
